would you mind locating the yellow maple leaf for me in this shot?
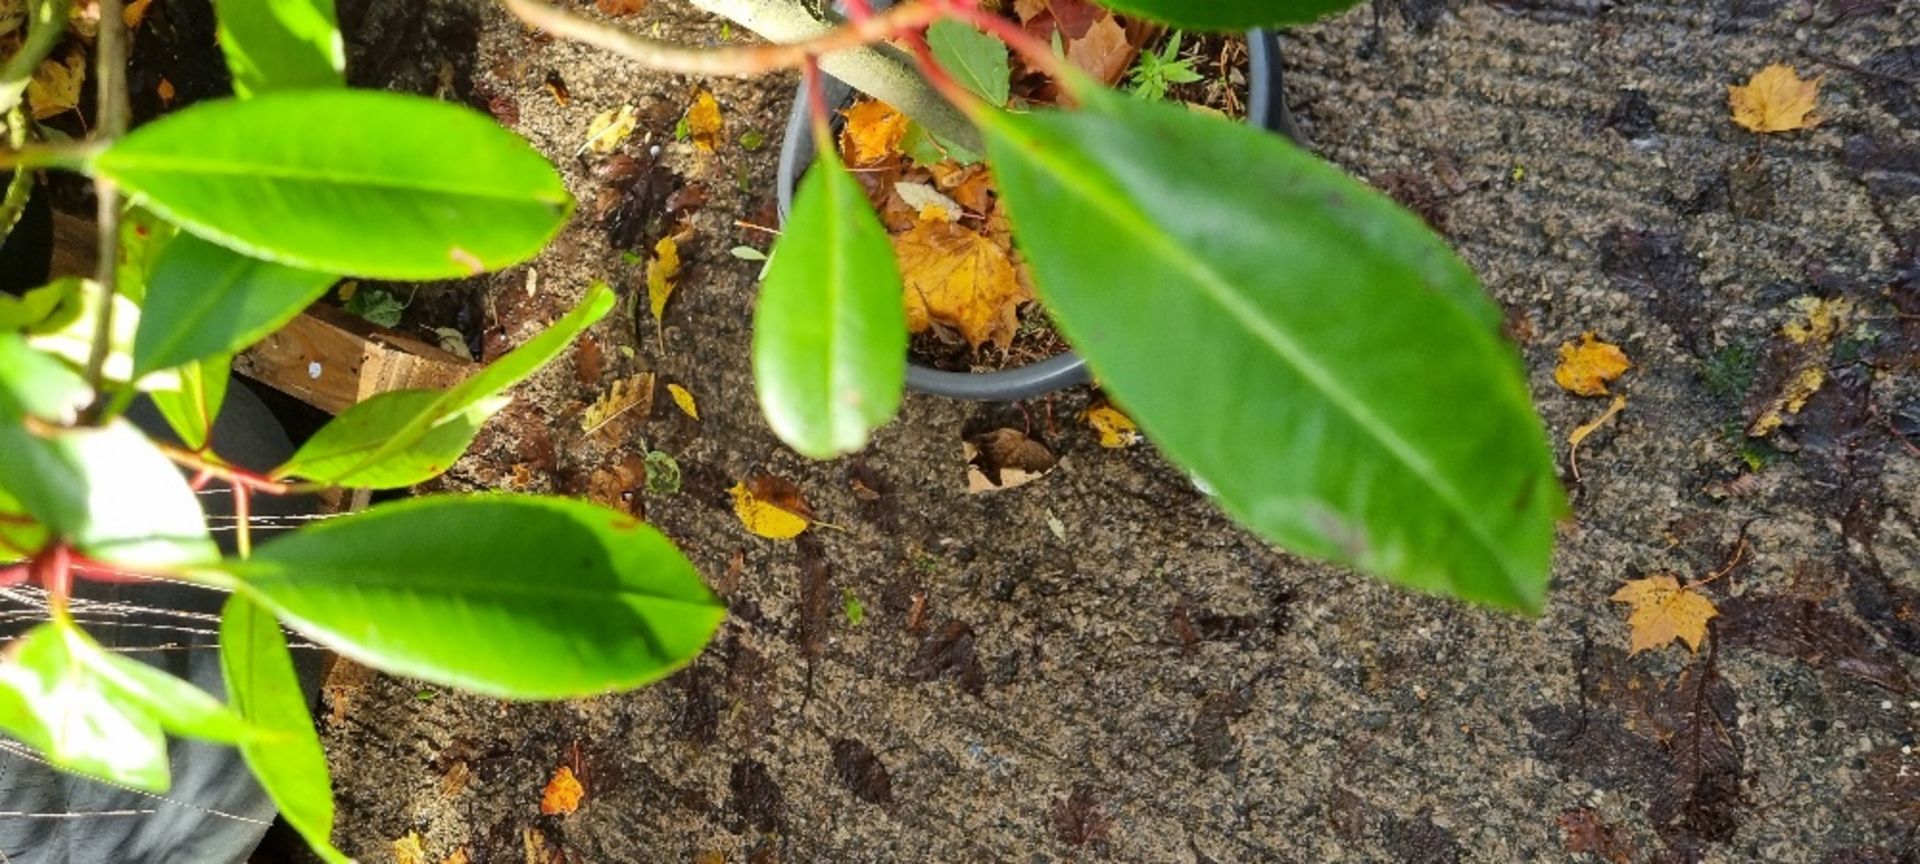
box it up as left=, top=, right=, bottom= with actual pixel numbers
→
left=838, top=99, right=908, bottom=166
left=1729, top=64, right=1820, bottom=133
left=730, top=476, right=811, bottom=540
left=584, top=104, right=638, bottom=155
left=26, top=48, right=84, bottom=120
left=1610, top=574, right=1718, bottom=655
left=686, top=89, right=723, bottom=153
left=893, top=220, right=1030, bottom=350
left=1084, top=404, right=1139, bottom=448
left=667, top=382, right=699, bottom=420
left=1747, top=365, right=1825, bottom=438
left=540, top=765, right=585, bottom=815
left=393, top=832, right=430, bottom=864
left=1554, top=332, right=1631, bottom=397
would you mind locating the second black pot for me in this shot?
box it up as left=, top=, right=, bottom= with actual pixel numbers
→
left=775, top=26, right=1301, bottom=401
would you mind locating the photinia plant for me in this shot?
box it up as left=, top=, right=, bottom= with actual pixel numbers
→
left=516, top=0, right=1566, bottom=609
left=0, top=0, right=722, bottom=859
left=0, top=0, right=1565, bottom=859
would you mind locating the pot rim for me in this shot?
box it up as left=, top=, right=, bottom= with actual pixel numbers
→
left=775, top=25, right=1299, bottom=401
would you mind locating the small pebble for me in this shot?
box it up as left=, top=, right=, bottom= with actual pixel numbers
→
left=307, top=361, right=322, bottom=379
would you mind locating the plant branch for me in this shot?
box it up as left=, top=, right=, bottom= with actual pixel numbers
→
left=684, top=0, right=982, bottom=153
left=505, top=0, right=943, bottom=76
left=155, top=442, right=312, bottom=497
left=81, top=0, right=130, bottom=421
left=0, top=106, right=30, bottom=250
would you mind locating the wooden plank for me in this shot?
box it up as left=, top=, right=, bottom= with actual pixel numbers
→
left=48, top=211, right=475, bottom=415
left=232, top=304, right=473, bottom=415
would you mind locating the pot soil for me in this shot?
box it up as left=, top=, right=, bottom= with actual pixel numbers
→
left=777, top=24, right=1300, bottom=401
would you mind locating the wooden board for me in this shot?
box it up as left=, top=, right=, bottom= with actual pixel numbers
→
left=48, top=211, right=475, bottom=415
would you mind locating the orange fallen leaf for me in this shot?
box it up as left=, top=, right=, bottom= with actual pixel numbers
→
left=123, top=0, right=153, bottom=28
left=667, top=382, right=698, bottom=420
left=1610, top=574, right=1717, bottom=655
left=1065, top=11, right=1135, bottom=87
left=1084, top=404, right=1139, bottom=448
left=839, top=99, right=909, bottom=166
left=686, top=89, right=723, bottom=153
left=540, top=765, right=585, bottom=815
left=442, top=849, right=472, bottom=864
left=596, top=0, right=648, bottom=15
left=1554, top=332, right=1631, bottom=397
left=731, top=475, right=812, bottom=539
left=1729, top=64, right=1820, bottom=133
left=893, top=219, right=1029, bottom=350
left=155, top=76, right=175, bottom=106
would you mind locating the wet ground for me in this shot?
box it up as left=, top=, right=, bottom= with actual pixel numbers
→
left=295, top=0, right=1919, bottom=861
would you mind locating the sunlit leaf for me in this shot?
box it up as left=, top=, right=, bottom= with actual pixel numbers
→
left=214, top=495, right=724, bottom=698
left=211, top=0, right=344, bottom=98
left=134, top=234, right=336, bottom=376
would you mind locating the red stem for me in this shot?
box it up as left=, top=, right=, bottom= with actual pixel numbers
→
left=35, top=545, right=71, bottom=613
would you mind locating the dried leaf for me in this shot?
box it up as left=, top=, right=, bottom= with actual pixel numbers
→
left=894, top=181, right=962, bottom=222
left=1557, top=808, right=1634, bottom=864
left=1729, top=63, right=1821, bottom=133
left=441, top=849, right=472, bottom=864
left=1065, top=11, right=1135, bottom=87
left=155, top=76, right=175, bottom=106
left=1568, top=393, right=1627, bottom=481
left=26, top=49, right=84, bottom=120
left=667, top=382, right=698, bottom=420
left=540, top=765, right=585, bottom=815
left=1610, top=574, right=1718, bottom=655
left=647, top=234, right=681, bottom=337
left=1084, top=404, right=1139, bottom=448
left=1554, top=332, right=1631, bottom=396
left=686, top=89, right=723, bottom=153
left=393, top=832, right=430, bottom=864
left=584, top=104, right=639, bottom=155
left=1748, top=296, right=1851, bottom=437
left=731, top=475, right=812, bottom=539
left=964, top=427, right=1055, bottom=492
left=581, top=372, right=655, bottom=437
left=596, top=0, right=647, bottom=15
left=839, top=99, right=909, bottom=166
left=123, top=0, right=153, bottom=28
left=893, top=219, right=1029, bottom=350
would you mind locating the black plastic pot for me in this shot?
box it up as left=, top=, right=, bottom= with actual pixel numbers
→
left=776, top=26, right=1301, bottom=401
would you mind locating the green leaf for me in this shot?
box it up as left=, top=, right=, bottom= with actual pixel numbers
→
left=0, top=481, right=49, bottom=559
left=1095, top=0, right=1364, bottom=29
left=114, top=207, right=181, bottom=306
left=275, top=282, right=612, bottom=487
left=133, top=235, right=335, bottom=375
left=148, top=354, right=231, bottom=452
left=274, top=389, right=507, bottom=489
left=0, top=337, right=216, bottom=566
left=754, top=133, right=905, bottom=460
left=927, top=19, right=1010, bottom=107
left=977, top=94, right=1563, bottom=612
left=0, top=278, right=82, bottom=334
left=215, top=495, right=724, bottom=699
left=92, top=90, right=573, bottom=280
left=221, top=595, right=350, bottom=864
left=211, top=0, right=345, bottom=98
left=22, top=278, right=181, bottom=391
left=0, top=621, right=249, bottom=793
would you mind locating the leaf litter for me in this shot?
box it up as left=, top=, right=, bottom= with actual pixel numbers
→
left=730, top=474, right=813, bottom=539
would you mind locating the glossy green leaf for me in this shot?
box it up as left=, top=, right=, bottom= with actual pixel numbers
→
left=275, top=282, right=612, bottom=487
left=0, top=483, right=48, bottom=562
left=216, top=495, right=724, bottom=699
left=927, top=19, right=1009, bottom=107
left=92, top=90, right=572, bottom=280
left=148, top=354, right=231, bottom=452
left=24, top=278, right=180, bottom=391
left=0, top=621, right=248, bottom=792
left=1094, top=0, right=1363, bottom=29
left=221, top=595, right=350, bottom=864
left=275, top=389, right=507, bottom=489
left=211, top=0, right=345, bottom=98
left=0, top=337, right=215, bottom=566
left=754, top=132, right=905, bottom=460
left=0, top=278, right=83, bottom=334
left=978, top=94, right=1563, bottom=612
left=133, top=234, right=336, bottom=375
